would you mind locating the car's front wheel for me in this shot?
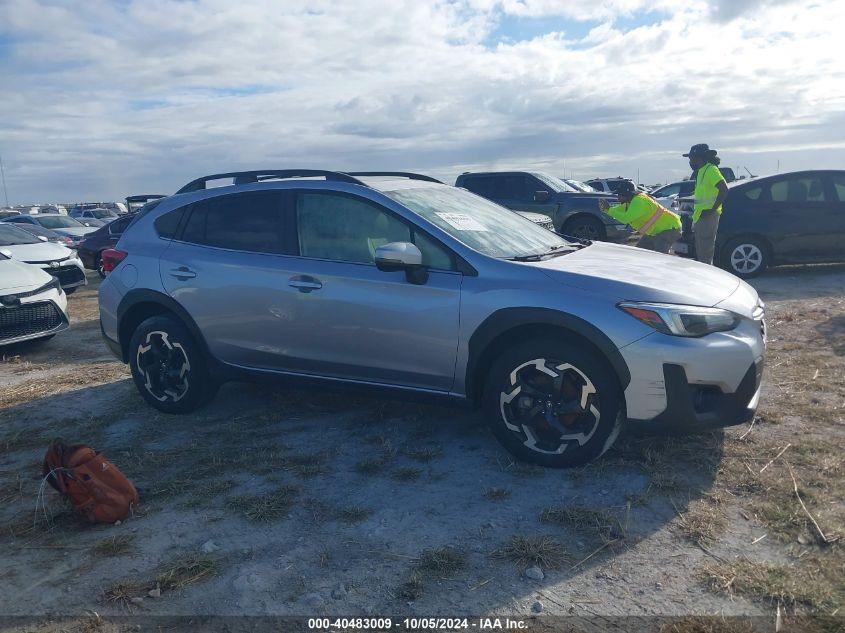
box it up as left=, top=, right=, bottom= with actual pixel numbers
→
left=561, top=215, right=607, bottom=241
left=482, top=339, right=623, bottom=468
left=128, top=315, right=218, bottom=414
left=721, top=237, right=769, bottom=278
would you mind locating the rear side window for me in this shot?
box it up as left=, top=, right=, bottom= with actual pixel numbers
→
left=180, top=191, right=287, bottom=254
left=108, top=216, right=133, bottom=236
left=462, top=177, right=494, bottom=198
left=740, top=185, right=763, bottom=201
left=154, top=207, right=186, bottom=239
left=770, top=176, right=826, bottom=203
left=831, top=174, right=845, bottom=202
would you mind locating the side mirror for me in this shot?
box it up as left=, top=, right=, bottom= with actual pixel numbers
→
left=534, top=190, right=551, bottom=203
left=375, top=242, right=428, bottom=285
left=37, top=235, right=48, bottom=242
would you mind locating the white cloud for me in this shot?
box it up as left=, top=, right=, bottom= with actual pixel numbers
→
left=0, top=0, right=843, bottom=202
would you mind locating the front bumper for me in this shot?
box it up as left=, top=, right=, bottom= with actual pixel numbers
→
left=620, top=317, right=765, bottom=431
left=0, top=291, right=69, bottom=347
left=627, top=360, right=762, bottom=432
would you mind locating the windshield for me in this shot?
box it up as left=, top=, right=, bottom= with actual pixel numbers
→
left=91, top=208, right=116, bottom=219
left=385, top=186, right=575, bottom=259
left=566, top=179, right=600, bottom=193
left=36, top=216, right=84, bottom=229
left=532, top=172, right=577, bottom=193
left=0, top=224, right=41, bottom=245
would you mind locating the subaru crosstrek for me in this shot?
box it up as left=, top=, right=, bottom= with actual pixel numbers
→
left=99, top=170, right=766, bottom=467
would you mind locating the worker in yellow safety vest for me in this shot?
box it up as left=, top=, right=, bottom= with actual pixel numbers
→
left=684, top=143, right=728, bottom=264
left=598, top=180, right=681, bottom=253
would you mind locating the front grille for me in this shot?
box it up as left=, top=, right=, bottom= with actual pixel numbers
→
left=48, top=265, right=85, bottom=287
left=0, top=301, right=64, bottom=342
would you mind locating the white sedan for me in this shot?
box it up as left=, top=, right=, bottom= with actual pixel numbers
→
left=0, top=223, right=87, bottom=294
left=0, top=253, right=69, bottom=347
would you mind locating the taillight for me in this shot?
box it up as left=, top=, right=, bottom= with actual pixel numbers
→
left=101, top=248, right=128, bottom=272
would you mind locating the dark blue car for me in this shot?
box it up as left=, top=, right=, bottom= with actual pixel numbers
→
left=712, top=170, right=845, bottom=277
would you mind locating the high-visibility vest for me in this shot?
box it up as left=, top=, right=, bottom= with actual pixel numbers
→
left=606, top=193, right=681, bottom=236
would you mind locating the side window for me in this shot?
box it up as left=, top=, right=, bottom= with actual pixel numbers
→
left=108, top=216, right=132, bottom=236
left=770, top=176, right=826, bottom=203
left=296, top=193, right=456, bottom=270
left=831, top=174, right=845, bottom=202
left=464, top=178, right=494, bottom=199
left=741, top=185, right=763, bottom=201
left=297, top=193, right=410, bottom=264
left=497, top=175, right=530, bottom=201
left=658, top=184, right=681, bottom=197
left=154, top=206, right=187, bottom=239
left=181, top=192, right=286, bottom=254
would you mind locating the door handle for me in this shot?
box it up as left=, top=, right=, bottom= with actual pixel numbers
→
left=288, top=275, right=322, bottom=293
left=169, top=266, right=197, bottom=280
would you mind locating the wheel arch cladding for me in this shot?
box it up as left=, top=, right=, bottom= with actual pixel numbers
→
left=116, top=289, right=210, bottom=364
left=466, top=308, right=631, bottom=404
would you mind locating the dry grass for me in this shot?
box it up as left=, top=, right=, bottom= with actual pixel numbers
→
left=102, top=582, right=142, bottom=608
left=701, top=556, right=842, bottom=611
left=391, top=467, right=422, bottom=482
left=659, top=617, right=761, bottom=633
left=404, top=446, right=441, bottom=463
left=0, top=362, right=129, bottom=409
left=416, top=546, right=467, bottom=579
left=484, top=487, right=510, bottom=501
left=673, top=494, right=728, bottom=546
left=228, top=485, right=299, bottom=522
left=90, top=534, right=136, bottom=557
left=156, top=554, right=219, bottom=592
left=397, top=573, right=424, bottom=601
left=539, top=506, right=625, bottom=543
left=494, top=535, right=569, bottom=570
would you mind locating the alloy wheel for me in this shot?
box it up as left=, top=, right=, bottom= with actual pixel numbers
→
left=730, top=243, right=763, bottom=275
left=135, top=330, right=191, bottom=402
left=499, top=358, right=601, bottom=455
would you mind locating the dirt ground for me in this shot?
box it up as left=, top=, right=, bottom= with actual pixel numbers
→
left=1, top=266, right=842, bottom=628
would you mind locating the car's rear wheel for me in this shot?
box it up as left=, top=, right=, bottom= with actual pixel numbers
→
left=722, top=237, right=769, bottom=278
left=128, top=316, right=218, bottom=414
left=561, top=216, right=607, bottom=241
left=482, top=339, right=623, bottom=468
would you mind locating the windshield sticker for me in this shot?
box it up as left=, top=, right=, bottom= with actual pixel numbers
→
left=435, top=212, right=489, bottom=232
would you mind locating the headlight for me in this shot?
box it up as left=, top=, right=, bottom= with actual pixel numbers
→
left=618, top=302, right=740, bottom=337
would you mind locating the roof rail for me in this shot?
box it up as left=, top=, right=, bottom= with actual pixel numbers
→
left=347, top=171, right=443, bottom=184
left=175, top=170, right=366, bottom=194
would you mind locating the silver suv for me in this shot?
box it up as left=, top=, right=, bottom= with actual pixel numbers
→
left=99, top=170, right=766, bottom=467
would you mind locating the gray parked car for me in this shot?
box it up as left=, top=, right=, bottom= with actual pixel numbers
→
left=456, top=171, right=630, bottom=241
left=99, top=170, right=766, bottom=467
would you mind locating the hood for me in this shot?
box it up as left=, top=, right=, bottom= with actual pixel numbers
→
left=555, top=191, right=615, bottom=201
left=55, top=227, right=97, bottom=238
left=532, top=241, right=742, bottom=307
left=2, top=241, right=74, bottom=263
left=0, top=258, right=54, bottom=293
left=515, top=211, right=552, bottom=224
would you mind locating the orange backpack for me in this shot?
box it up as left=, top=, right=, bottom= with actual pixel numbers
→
left=42, top=441, right=139, bottom=524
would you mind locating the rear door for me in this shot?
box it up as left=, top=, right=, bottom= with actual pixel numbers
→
left=765, top=173, right=833, bottom=260
left=278, top=190, right=462, bottom=391
left=159, top=189, right=304, bottom=370
left=822, top=172, right=845, bottom=261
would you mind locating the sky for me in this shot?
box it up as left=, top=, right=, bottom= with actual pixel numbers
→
left=1, top=0, right=844, bottom=203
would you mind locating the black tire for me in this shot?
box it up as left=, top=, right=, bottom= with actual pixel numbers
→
left=63, top=287, right=77, bottom=295
left=721, top=236, right=769, bottom=278
left=96, top=253, right=106, bottom=278
left=561, top=215, right=607, bottom=241
left=482, top=338, right=623, bottom=468
left=128, top=315, right=218, bottom=414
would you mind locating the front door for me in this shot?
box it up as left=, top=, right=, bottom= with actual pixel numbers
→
left=281, top=190, right=462, bottom=391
